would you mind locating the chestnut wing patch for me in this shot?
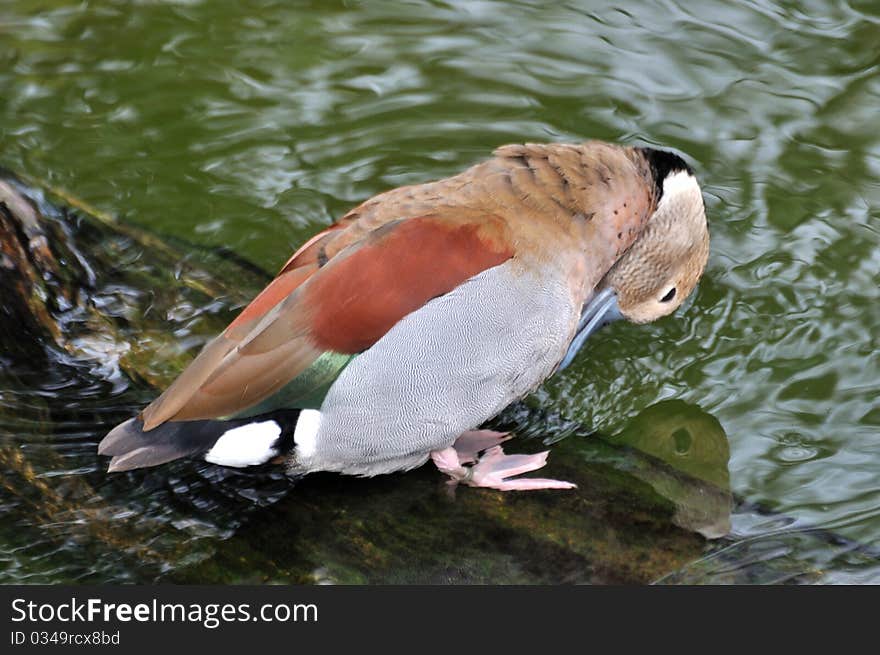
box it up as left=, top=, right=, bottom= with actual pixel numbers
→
left=302, top=213, right=514, bottom=353
left=141, top=211, right=513, bottom=428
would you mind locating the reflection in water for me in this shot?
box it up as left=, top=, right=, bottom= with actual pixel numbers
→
left=658, top=517, right=880, bottom=585
left=607, top=400, right=731, bottom=539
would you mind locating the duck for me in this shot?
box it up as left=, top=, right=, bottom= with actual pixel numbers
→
left=98, top=141, right=709, bottom=491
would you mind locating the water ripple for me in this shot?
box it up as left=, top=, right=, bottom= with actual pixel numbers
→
left=1, top=0, right=878, bottom=581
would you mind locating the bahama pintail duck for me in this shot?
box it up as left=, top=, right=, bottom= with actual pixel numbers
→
left=99, top=141, right=709, bottom=491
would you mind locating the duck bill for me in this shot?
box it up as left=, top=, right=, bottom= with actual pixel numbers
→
left=558, top=287, right=624, bottom=370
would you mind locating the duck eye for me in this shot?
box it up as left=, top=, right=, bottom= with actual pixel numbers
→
left=660, top=287, right=677, bottom=303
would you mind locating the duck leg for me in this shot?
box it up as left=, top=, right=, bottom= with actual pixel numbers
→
left=449, top=429, right=511, bottom=463
left=431, top=429, right=576, bottom=491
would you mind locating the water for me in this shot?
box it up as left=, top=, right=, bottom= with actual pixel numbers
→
left=1, top=0, right=878, bottom=583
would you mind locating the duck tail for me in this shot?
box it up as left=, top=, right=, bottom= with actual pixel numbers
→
left=98, top=410, right=307, bottom=472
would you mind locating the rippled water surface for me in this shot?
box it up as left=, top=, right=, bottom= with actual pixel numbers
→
left=1, top=0, right=878, bottom=583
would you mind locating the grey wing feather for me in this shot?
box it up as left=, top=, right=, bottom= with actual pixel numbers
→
left=294, top=261, right=578, bottom=476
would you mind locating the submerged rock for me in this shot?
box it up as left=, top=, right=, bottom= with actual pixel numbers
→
left=0, top=169, right=758, bottom=584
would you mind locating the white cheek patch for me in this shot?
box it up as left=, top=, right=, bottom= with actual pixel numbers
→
left=205, top=420, right=282, bottom=467
left=659, top=170, right=704, bottom=226
left=662, top=169, right=700, bottom=198
left=652, top=169, right=706, bottom=251
left=293, top=409, right=322, bottom=458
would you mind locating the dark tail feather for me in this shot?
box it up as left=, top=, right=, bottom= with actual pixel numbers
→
left=98, top=411, right=301, bottom=473
left=99, top=416, right=223, bottom=472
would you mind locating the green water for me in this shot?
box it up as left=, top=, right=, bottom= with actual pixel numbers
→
left=1, top=0, right=878, bottom=583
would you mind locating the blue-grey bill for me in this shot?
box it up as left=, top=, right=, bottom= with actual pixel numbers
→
left=558, top=287, right=624, bottom=370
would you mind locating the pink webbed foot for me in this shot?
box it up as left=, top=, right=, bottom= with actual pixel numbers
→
left=431, top=430, right=576, bottom=492
left=469, top=446, right=577, bottom=491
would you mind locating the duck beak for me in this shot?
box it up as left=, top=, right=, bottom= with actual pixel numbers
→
left=558, top=287, right=624, bottom=370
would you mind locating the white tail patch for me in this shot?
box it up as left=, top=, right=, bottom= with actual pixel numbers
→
left=204, top=420, right=282, bottom=467
left=293, top=409, right=322, bottom=458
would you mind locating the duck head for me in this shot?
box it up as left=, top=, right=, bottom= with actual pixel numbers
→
left=560, top=150, right=710, bottom=369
